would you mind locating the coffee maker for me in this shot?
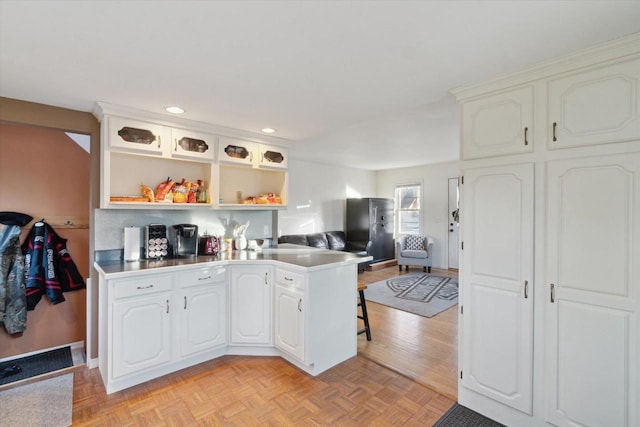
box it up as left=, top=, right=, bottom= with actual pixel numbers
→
left=172, top=224, right=198, bottom=257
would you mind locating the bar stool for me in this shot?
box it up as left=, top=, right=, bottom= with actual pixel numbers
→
left=357, top=279, right=372, bottom=341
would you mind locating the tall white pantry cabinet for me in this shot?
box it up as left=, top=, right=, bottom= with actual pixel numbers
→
left=452, top=34, right=640, bottom=427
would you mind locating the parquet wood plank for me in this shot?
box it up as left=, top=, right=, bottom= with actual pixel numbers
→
left=357, top=266, right=459, bottom=400
left=71, top=310, right=457, bottom=426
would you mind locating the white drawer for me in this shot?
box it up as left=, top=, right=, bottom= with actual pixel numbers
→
left=275, top=268, right=304, bottom=289
left=113, top=274, right=172, bottom=299
left=179, top=266, right=226, bottom=288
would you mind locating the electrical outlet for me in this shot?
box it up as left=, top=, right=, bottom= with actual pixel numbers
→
left=263, top=225, right=270, bottom=236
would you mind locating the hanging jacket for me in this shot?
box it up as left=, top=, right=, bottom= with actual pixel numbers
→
left=0, top=212, right=32, bottom=335
left=23, top=221, right=86, bottom=310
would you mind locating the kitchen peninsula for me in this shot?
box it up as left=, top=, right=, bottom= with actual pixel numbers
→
left=95, top=244, right=371, bottom=394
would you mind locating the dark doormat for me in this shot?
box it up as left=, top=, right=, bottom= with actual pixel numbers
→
left=0, top=346, right=73, bottom=386
left=434, top=403, right=505, bottom=427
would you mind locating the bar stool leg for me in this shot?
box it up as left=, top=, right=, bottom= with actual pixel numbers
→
left=358, top=289, right=372, bottom=341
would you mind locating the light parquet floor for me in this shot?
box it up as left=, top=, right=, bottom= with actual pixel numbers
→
left=72, top=355, right=455, bottom=426
left=357, top=266, right=459, bottom=401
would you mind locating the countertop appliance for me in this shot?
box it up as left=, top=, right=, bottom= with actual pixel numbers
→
left=173, top=224, right=198, bottom=257
left=145, top=224, right=168, bottom=259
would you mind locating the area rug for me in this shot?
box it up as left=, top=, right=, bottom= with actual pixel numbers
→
left=364, top=274, right=458, bottom=318
left=0, top=373, right=73, bottom=427
left=0, top=346, right=73, bottom=386
left=434, top=403, right=505, bottom=426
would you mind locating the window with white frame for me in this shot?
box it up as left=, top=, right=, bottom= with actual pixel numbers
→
left=395, top=183, right=421, bottom=236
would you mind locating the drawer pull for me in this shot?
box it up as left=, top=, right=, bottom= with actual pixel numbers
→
left=198, top=276, right=212, bottom=281
left=284, top=276, right=294, bottom=282
left=136, top=284, right=154, bottom=290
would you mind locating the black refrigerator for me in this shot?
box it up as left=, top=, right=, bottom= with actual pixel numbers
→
left=346, top=198, right=394, bottom=263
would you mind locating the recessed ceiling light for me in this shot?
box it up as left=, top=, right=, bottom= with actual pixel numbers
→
left=261, top=128, right=276, bottom=134
left=165, top=106, right=185, bottom=114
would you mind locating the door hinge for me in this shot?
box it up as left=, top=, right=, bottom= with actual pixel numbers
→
left=460, top=371, right=463, bottom=379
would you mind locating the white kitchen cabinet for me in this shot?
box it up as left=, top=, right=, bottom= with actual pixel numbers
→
left=258, top=144, right=288, bottom=170
left=111, top=274, right=173, bottom=379
left=230, top=265, right=272, bottom=345
left=178, top=267, right=227, bottom=357
left=453, top=35, right=640, bottom=427
left=108, top=115, right=169, bottom=156
left=548, top=57, right=640, bottom=150
left=460, top=163, right=534, bottom=414
left=461, top=86, right=533, bottom=159
left=218, top=136, right=258, bottom=166
left=274, top=268, right=305, bottom=361
left=544, top=153, right=640, bottom=427
left=170, top=128, right=216, bottom=161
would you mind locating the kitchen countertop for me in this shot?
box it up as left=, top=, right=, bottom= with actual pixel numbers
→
left=94, top=244, right=372, bottom=278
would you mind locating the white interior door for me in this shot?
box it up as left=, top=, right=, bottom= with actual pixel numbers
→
left=461, top=163, right=534, bottom=415
left=448, top=177, right=460, bottom=269
left=545, top=152, right=640, bottom=427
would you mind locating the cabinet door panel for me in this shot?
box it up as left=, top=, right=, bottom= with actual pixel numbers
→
left=548, top=58, right=640, bottom=149
left=108, top=116, right=168, bottom=155
left=274, top=284, right=304, bottom=361
left=258, top=144, right=288, bottom=169
left=462, top=86, right=533, bottom=159
left=218, top=137, right=257, bottom=166
left=545, top=153, right=640, bottom=427
left=230, top=266, right=271, bottom=344
left=461, top=163, right=534, bottom=414
left=171, top=128, right=216, bottom=161
left=112, top=293, right=171, bottom=378
left=181, top=284, right=226, bottom=357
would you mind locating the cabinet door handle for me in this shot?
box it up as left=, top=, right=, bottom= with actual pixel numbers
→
left=158, top=135, right=162, bottom=149
left=524, top=280, right=529, bottom=299
left=250, top=152, right=254, bottom=162
left=550, top=283, right=555, bottom=303
left=552, top=122, right=557, bottom=142
left=524, top=127, right=528, bottom=146
left=136, top=284, right=154, bottom=290
left=184, top=296, right=187, bottom=309
left=265, top=272, right=268, bottom=285
left=174, top=138, right=178, bottom=151
left=298, top=298, right=302, bottom=312
left=166, top=299, right=170, bottom=313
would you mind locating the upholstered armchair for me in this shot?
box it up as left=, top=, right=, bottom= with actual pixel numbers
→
left=396, top=234, right=434, bottom=273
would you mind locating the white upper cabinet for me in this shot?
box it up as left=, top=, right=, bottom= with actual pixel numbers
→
left=462, top=86, right=534, bottom=159
left=108, top=116, right=169, bottom=156
left=218, top=137, right=258, bottom=166
left=548, top=58, right=640, bottom=149
left=258, top=144, right=288, bottom=169
left=170, top=128, right=216, bottom=161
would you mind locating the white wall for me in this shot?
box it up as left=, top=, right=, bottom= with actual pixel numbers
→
left=376, top=161, right=459, bottom=269
left=278, top=158, right=376, bottom=235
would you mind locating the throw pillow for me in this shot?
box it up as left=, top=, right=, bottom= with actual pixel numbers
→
left=405, top=235, right=424, bottom=250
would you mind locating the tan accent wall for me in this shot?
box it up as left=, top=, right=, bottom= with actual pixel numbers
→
left=0, top=97, right=100, bottom=359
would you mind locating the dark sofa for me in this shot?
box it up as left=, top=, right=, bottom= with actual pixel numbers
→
left=278, top=231, right=371, bottom=272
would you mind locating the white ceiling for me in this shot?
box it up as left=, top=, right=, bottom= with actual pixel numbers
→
left=1, top=1, right=639, bottom=170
